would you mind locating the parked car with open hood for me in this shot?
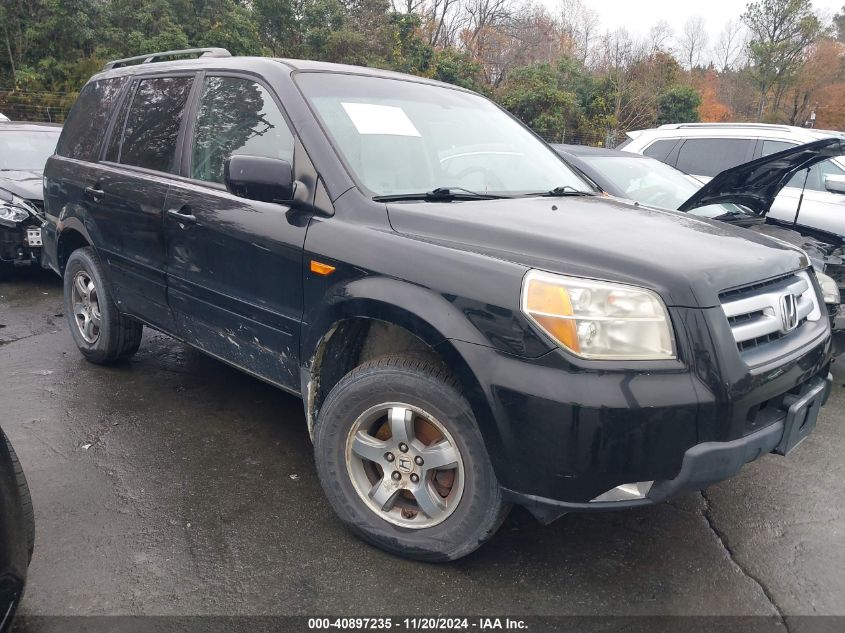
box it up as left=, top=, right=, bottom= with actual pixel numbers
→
left=0, top=122, right=61, bottom=277
left=620, top=123, right=845, bottom=238
left=42, top=49, right=833, bottom=561
left=0, top=429, right=34, bottom=632
left=553, top=142, right=845, bottom=334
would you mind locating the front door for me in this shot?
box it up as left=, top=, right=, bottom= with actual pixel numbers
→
left=164, top=74, right=306, bottom=390
left=769, top=159, right=845, bottom=236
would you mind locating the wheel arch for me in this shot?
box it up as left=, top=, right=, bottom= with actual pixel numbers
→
left=301, top=284, right=500, bottom=459
left=55, top=219, right=94, bottom=274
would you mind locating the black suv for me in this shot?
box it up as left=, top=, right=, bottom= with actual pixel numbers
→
left=42, top=49, right=833, bottom=561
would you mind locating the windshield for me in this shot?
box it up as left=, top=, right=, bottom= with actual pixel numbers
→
left=581, top=155, right=752, bottom=219
left=296, top=73, right=589, bottom=198
left=0, top=129, right=60, bottom=170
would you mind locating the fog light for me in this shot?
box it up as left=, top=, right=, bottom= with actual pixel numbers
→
left=590, top=481, right=654, bottom=503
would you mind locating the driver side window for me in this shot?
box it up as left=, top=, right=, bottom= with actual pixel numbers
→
left=190, top=76, right=294, bottom=184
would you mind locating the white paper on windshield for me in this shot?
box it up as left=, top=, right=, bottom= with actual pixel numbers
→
left=341, top=102, right=421, bottom=137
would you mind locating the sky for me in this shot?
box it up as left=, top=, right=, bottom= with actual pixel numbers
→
left=539, top=0, right=844, bottom=43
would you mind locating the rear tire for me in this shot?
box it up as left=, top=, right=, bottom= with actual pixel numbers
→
left=3, top=430, right=34, bottom=563
left=314, top=355, right=508, bottom=561
left=63, top=247, right=142, bottom=364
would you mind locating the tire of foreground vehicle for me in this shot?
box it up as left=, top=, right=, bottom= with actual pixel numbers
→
left=63, top=247, right=142, bottom=364
left=314, top=355, right=509, bottom=561
left=2, top=429, right=34, bottom=563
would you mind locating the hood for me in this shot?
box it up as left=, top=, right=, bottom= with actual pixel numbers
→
left=0, top=169, right=44, bottom=201
left=386, top=196, right=807, bottom=308
left=679, top=137, right=845, bottom=215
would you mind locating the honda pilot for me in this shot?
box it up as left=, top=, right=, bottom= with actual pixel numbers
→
left=42, top=49, right=833, bottom=561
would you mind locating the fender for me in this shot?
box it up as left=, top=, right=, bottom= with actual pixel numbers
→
left=54, top=217, right=95, bottom=273
left=301, top=274, right=492, bottom=365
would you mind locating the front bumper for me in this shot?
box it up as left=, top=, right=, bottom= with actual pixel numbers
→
left=505, top=373, right=831, bottom=522
left=449, top=308, right=832, bottom=519
left=0, top=223, right=41, bottom=268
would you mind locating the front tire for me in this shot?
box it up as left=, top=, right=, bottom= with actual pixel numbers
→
left=63, top=247, right=142, bottom=364
left=314, top=355, right=508, bottom=561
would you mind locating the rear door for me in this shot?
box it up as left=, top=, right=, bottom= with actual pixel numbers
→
left=163, top=73, right=306, bottom=390
left=43, top=77, right=127, bottom=274
left=95, top=74, right=196, bottom=331
left=673, top=137, right=756, bottom=181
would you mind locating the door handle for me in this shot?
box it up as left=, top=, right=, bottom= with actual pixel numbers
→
left=84, top=186, right=105, bottom=199
left=167, top=206, right=197, bottom=224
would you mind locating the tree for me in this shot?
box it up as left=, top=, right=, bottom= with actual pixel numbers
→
left=497, top=62, right=581, bottom=141
left=742, top=0, right=824, bottom=118
left=695, top=70, right=732, bottom=121
left=657, top=85, right=702, bottom=124
left=713, top=18, right=747, bottom=71
left=834, top=6, right=845, bottom=43
left=678, top=15, right=709, bottom=69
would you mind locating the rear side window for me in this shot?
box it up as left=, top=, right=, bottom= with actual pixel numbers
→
left=642, top=139, right=677, bottom=162
left=761, top=140, right=796, bottom=156
left=190, top=76, right=294, bottom=183
left=119, top=76, right=194, bottom=173
left=675, top=138, right=753, bottom=177
left=56, top=77, right=126, bottom=161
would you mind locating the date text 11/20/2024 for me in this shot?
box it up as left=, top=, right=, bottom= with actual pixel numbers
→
left=307, top=618, right=529, bottom=630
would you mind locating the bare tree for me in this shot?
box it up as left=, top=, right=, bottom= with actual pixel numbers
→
left=713, top=18, right=747, bottom=71
left=391, top=0, right=426, bottom=13
left=678, top=15, right=709, bottom=69
left=421, top=0, right=465, bottom=47
left=647, top=20, right=674, bottom=56
left=558, top=0, right=599, bottom=64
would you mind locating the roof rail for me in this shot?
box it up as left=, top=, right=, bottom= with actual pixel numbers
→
left=658, top=122, right=795, bottom=132
left=103, top=48, right=231, bottom=71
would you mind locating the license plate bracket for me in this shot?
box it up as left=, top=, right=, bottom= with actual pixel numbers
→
left=26, top=228, right=42, bottom=247
left=773, top=379, right=827, bottom=456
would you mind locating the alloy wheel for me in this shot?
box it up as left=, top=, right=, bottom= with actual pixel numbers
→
left=345, top=403, right=465, bottom=528
left=71, top=271, right=101, bottom=344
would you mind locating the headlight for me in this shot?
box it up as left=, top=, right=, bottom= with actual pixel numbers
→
left=0, top=192, right=30, bottom=227
left=0, top=201, right=30, bottom=224
left=521, top=270, right=676, bottom=360
left=815, top=270, right=840, bottom=305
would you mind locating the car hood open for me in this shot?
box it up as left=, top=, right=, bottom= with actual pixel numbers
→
left=678, top=137, right=845, bottom=215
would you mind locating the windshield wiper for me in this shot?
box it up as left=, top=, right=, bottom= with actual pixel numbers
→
left=537, top=185, right=597, bottom=197
left=373, top=187, right=512, bottom=202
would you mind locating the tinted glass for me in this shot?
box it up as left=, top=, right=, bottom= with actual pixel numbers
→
left=761, top=140, right=795, bottom=156
left=0, top=129, right=61, bottom=170
left=296, top=73, right=588, bottom=197
left=675, top=138, right=753, bottom=177
left=104, top=88, right=133, bottom=163
left=191, top=77, right=294, bottom=183
left=642, top=139, right=677, bottom=162
left=56, top=77, right=126, bottom=161
left=120, top=76, right=194, bottom=173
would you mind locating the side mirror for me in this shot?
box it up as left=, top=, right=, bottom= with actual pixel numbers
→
left=824, top=175, right=845, bottom=195
left=224, top=155, right=295, bottom=204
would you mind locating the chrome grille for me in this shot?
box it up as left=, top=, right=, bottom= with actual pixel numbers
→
left=720, top=271, right=822, bottom=360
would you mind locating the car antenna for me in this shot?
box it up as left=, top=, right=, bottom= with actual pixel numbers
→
left=792, top=168, right=810, bottom=227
